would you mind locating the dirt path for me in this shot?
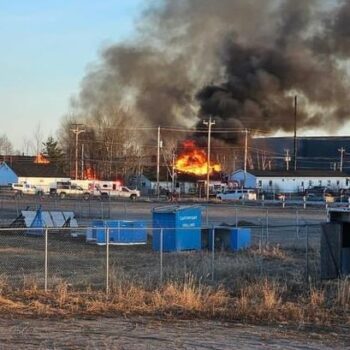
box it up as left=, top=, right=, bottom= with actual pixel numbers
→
left=0, top=317, right=348, bottom=349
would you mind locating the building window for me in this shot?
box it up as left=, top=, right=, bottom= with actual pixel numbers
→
left=347, top=179, right=349, bottom=187
left=319, top=180, right=322, bottom=186
left=301, top=181, right=304, bottom=187
left=309, top=180, right=313, bottom=186
left=269, top=180, right=273, bottom=187
left=327, top=180, right=331, bottom=186
left=258, top=180, right=262, bottom=187
left=337, top=180, right=340, bottom=186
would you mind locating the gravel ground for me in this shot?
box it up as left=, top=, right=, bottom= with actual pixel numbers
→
left=0, top=317, right=348, bottom=350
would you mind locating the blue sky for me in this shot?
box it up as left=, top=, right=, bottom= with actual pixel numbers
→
left=0, top=0, right=145, bottom=151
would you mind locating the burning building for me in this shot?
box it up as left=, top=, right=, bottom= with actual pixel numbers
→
left=175, top=140, right=221, bottom=176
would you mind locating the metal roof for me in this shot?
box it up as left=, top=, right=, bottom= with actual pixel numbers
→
left=3, top=161, right=67, bottom=178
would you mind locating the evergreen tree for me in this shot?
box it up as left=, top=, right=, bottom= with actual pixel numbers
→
left=42, top=136, right=66, bottom=167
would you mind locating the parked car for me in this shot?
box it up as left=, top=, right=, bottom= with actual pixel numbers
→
left=275, top=193, right=286, bottom=201
left=216, top=189, right=257, bottom=201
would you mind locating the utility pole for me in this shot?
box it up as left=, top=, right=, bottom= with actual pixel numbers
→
left=232, top=151, right=237, bottom=173
left=171, top=148, right=176, bottom=192
left=71, top=124, right=85, bottom=180
left=81, top=144, right=84, bottom=179
left=242, top=128, right=249, bottom=188
left=156, top=126, right=162, bottom=199
left=338, top=147, right=345, bottom=172
left=203, top=117, right=215, bottom=201
left=244, top=128, right=248, bottom=174
left=293, top=95, right=298, bottom=171
left=284, top=149, right=291, bottom=171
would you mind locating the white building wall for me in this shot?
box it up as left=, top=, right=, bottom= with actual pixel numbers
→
left=257, top=176, right=349, bottom=193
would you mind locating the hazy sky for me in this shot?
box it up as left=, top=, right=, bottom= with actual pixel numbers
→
left=0, top=0, right=145, bottom=151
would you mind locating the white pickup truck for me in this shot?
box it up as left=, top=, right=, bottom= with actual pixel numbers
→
left=94, top=186, right=140, bottom=200
left=50, top=182, right=91, bottom=200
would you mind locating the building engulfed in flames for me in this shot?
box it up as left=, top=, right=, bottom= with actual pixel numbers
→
left=175, top=140, right=221, bottom=176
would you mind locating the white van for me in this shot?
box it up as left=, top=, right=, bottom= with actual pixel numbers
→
left=216, top=189, right=257, bottom=201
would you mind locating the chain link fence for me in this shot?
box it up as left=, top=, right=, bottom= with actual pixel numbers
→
left=0, top=219, right=322, bottom=293
left=0, top=195, right=331, bottom=293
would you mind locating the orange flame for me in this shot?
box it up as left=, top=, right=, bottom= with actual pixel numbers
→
left=175, top=140, right=221, bottom=176
left=34, top=154, right=49, bottom=164
left=84, top=167, right=97, bottom=180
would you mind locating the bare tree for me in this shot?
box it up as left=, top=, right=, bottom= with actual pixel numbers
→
left=33, top=122, right=43, bottom=155
left=0, top=134, right=14, bottom=155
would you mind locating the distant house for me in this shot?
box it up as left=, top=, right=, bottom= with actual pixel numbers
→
left=128, top=167, right=223, bottom=195
left=230, top=169, right=350, bottom=193
left=0, top=157, right=69, bottom=192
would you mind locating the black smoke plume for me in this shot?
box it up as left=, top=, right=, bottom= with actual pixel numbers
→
left=71, top=0, right=350, bottom=142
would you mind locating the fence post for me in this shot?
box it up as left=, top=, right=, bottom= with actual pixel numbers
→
left=160, top=228, right=163, bottom=285
left=296, top=209, right=300, bottom=239
left=303, top=196, right=306, bottom=209
left=259, top=219, right=263, bottom=253
left=235, top=207, right=238, bottom=227
left=265, top=209, right=269, bottom=246
left=211, top=225, right=215, bottom=281
left=305, top=224, right=309, bottom=282
left=44, top=228, right=48, bottom=292
left=262, top=194, right=265, bottom=207
left=206, top=205, right=209, bottom=226
left=106, top=227, right=110, bottom=295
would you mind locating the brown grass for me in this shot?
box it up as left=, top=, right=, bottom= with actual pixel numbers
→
left=0, top=231, right=347, bottom=326
left=0, top=274, right=347, bottom=326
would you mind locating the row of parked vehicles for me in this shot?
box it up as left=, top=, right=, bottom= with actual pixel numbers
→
left=3, top=181, right=141, bottom=200
left=215, top=186, right=350, bottom=202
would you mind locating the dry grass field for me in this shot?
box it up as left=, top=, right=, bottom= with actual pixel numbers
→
left=0, top=200, right=348, bottom=347
left=0, top=229, right=348, bottom=329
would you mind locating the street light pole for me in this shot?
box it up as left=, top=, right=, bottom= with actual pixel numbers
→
left=71, top=124, right=85, bottom=180
left=203, top=117, right=215, bottom=202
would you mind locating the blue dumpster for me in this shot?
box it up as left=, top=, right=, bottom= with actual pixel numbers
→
left=90, top=220, right=147, bottom=244
left=231, top=228, right=251, bottom=250
left=152, top=205, right=202, bottom=252
left=207, top=227, right=251, bottom=251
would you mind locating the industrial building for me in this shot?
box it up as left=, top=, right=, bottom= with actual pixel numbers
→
left=230, top=169, right=349, bottom=193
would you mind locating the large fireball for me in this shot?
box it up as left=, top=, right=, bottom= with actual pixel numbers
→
left=175, top=140, right=221, bottom=176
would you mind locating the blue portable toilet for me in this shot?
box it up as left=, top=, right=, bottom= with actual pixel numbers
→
left=152, top=205, right=202, bottom=252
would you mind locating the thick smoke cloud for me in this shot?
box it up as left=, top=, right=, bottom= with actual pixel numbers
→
left=73, top=0, right=350, bottom=141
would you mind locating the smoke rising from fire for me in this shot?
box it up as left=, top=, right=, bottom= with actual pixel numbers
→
left=72, top=0, right=350, bottom=141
